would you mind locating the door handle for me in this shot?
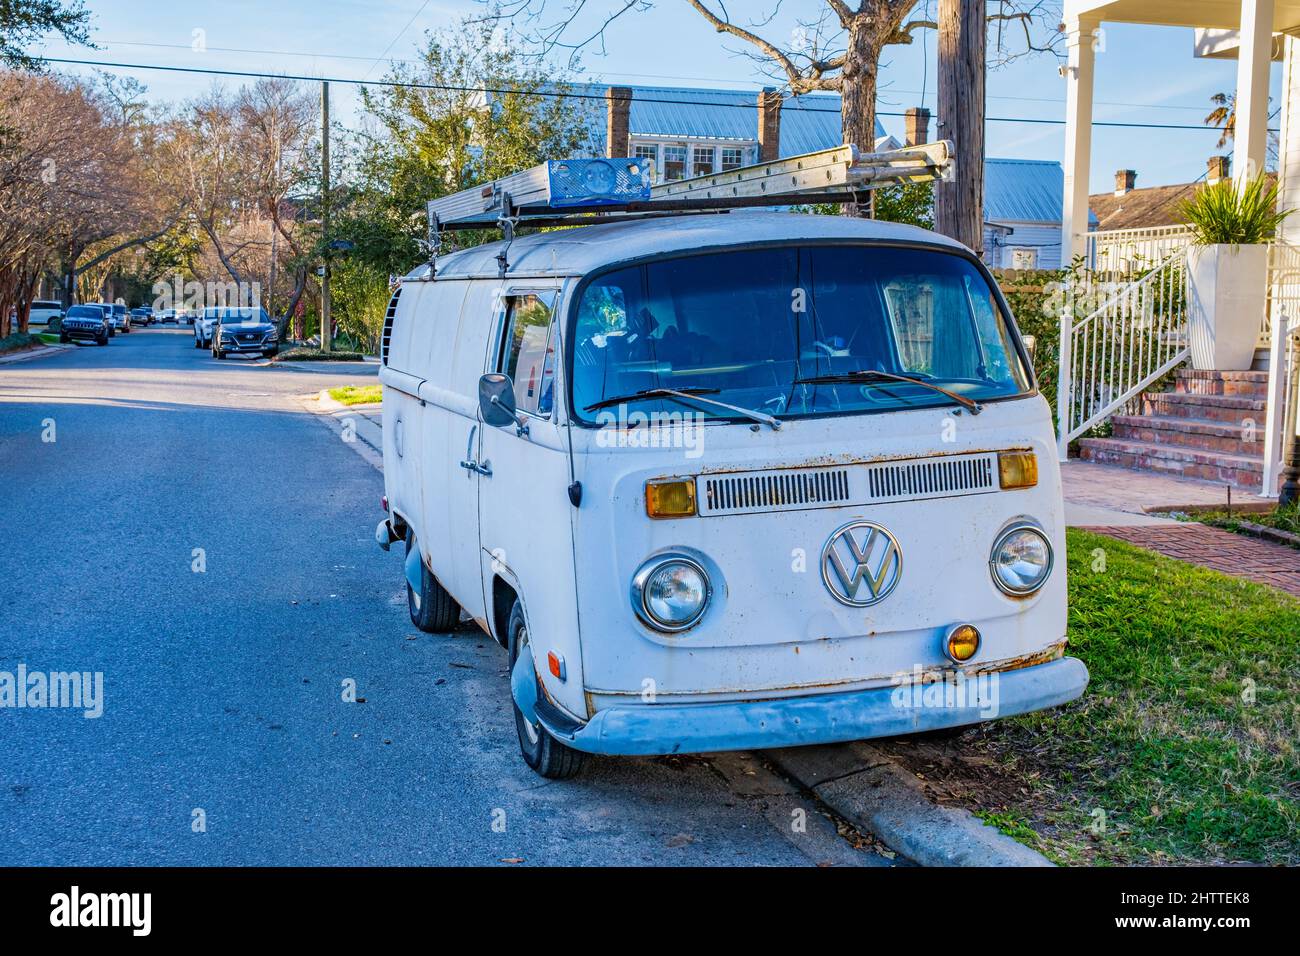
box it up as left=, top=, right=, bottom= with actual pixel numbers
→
left=458, top=425, right=492, bottom=477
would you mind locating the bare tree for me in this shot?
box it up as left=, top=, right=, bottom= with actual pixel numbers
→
left=483, top=1, right=1061, bottom=165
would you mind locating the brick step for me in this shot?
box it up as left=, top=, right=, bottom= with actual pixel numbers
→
left=1141, top=390, right=1267, bottom=424
left=1110, top=414, right=1267, bottom=457
left=1077, top=437, right=1263, bottom=488
left=1173, top=368, right=1270, bottom=399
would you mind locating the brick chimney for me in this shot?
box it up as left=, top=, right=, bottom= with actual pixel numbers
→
left=605, top=86, right=632, bottom=159
left=1206, top=155, right=1230, bottom=185
left=757, top=88, right=782, bottom=162
left=904, top=107, right=930, bottom=147
left=1114, top=169, right=1137, bottom=196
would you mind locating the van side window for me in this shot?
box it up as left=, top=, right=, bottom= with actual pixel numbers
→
left=500, top=293, right=558, bottom=417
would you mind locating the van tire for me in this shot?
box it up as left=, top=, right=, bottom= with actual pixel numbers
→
left=405, top=530, right=460, bottom=633
left=507, top=599, right=585, bottom=780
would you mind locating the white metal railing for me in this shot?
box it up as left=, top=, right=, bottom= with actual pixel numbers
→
left=1084, top=224, right=1193, bottom=278
left=1261, top=242, right=1300, bottom=494
left=1056, top=249, right=1190, bottom=456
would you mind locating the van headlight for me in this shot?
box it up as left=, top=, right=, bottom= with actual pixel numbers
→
left=990, top=523, right=1053, bottom=596
left=631, top=554, right=711, bottom=631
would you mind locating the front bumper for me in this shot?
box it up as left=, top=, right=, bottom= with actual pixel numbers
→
left=515, top=655, right=1089, bottom=756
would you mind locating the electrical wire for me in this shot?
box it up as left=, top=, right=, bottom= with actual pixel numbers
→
left=38, top=56, right=1281, bottom=133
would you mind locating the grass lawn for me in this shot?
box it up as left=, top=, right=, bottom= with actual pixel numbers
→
left=878, top=528, right=1299, bottom=865
left=327, top=384, right=382, bottom=406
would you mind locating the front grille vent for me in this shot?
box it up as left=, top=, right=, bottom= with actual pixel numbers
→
left=695, top=452, right=999, bottom=517
left=863, top=455, right=995, bottom=502
left=702, top=468, right=850, bottom=515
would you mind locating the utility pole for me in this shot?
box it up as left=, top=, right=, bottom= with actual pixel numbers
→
left=320, top=80, right=332, bottom=354
left=934, top=0, right=985, bottom=253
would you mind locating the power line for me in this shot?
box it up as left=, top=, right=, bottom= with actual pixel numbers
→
left=41, top=56, right=1279, bottom=133
left=360, top=0, right=433, bottom=81
left=98, top=39, right=1216, bottom=115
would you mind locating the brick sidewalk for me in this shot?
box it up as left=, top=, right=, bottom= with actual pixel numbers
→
left=1080, top=523, right=1300, bottom=598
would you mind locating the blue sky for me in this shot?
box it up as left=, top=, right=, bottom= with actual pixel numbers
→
left=38, top=0, right=1282, bottom=194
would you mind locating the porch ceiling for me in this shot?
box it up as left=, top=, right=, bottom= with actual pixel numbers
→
left=1065, top=0, right=1300, bottom=31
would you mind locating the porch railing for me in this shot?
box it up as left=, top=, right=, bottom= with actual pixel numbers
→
left=1083, top=224, right=1194, bottom=278
left=1261, top=242, right=1300, bottom=494
left=1056, top=248, right=1190, bottom=457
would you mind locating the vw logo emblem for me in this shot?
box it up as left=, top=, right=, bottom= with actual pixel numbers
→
left=820, top=521, right=903, bottom=607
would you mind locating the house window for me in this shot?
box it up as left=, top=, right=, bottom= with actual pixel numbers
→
left=662, top=145, right=687, bottom=181
left=1008, top=248, right=1038, bottom=270
left=633, top=143, right=658, bottom=173
left=692, top=146, right=715, bottom=176
left=721, top=147, right=745, bottom=171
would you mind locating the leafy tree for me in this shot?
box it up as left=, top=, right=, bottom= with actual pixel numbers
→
left=0, top=0, right=92, bottom=70
left=343, top=17, right=593, bottom=280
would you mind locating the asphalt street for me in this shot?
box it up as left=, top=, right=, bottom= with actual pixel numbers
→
left=0, top=328, right=888, bottom=865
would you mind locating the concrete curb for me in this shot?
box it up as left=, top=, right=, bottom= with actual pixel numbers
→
left=766, top=742, right=1054, bottom=867
left=300, top=392, right=384, bottom=472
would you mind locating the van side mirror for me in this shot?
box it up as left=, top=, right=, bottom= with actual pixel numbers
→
left=479, top=373, right=519, bottom=428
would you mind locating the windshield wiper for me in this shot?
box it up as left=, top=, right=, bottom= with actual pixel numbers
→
left=585, top=387, right=782, bottom=430
left=794, top=369, right=982, bottom=415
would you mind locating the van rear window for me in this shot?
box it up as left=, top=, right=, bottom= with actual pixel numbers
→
left=568, top=244, right=1031, bottom=424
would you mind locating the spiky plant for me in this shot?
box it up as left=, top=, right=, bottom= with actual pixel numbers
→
left=1179, top=175, right=1291, bottom=245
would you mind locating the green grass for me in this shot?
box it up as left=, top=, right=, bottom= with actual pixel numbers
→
left=327, top=384, right=382, bottom=406
left=37, top=332, right=59, bottom=345
left=938, top=529, right=1299, bottom=865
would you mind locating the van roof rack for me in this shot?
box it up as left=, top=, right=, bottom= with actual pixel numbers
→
left=426, top=140, right=953, bottom=243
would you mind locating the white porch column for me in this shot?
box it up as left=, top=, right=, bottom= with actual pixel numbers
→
left=1233, top=0, right=1275, bottom=184
left=1060, top=17, right=1098, bottom=264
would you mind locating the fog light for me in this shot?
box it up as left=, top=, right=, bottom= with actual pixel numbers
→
left=998, top=451, right=1038, bottom=489
left=945, top=624, right=981, bottom=663
left=645, top=478, right=696, bottom=518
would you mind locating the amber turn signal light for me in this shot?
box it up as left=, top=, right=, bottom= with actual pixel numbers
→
left=645, top=479, right=697, bottom=518
left=998, top=451, right=1038, bottom=490
left=945, top=624, right=981, bottom=663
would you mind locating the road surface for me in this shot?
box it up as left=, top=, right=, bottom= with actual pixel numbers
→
left=0, top=328, right=888, bottom=866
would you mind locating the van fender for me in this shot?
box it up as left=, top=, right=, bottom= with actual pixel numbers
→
left=510, top=647, right=541, bottom=729
left=403, top=537, right=425, bottom=594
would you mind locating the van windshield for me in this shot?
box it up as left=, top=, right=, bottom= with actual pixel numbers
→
left=568, top=244, right=1031, bottom=424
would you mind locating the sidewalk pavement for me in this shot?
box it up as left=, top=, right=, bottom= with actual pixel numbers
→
left=1060, top=459, right=1270, bottom=527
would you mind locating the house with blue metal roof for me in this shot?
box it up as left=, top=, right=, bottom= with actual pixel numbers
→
left=574, top=83, right=1075, bottom=270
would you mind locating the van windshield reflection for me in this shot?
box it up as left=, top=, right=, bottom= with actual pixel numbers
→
left=568, top=244, right=1031, bottom=424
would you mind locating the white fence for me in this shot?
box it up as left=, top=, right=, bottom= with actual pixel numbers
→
left=1261, top=242, right=1300, bottom=495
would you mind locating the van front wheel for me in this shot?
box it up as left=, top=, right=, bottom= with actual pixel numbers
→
left=507, top=600, right=585, bottom=779
left=405, top=530, right=460, bottom=633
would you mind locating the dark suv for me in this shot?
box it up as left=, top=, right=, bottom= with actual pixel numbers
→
left=213, top=308, right=278, bottom=360
left=60, top=305, right=110, bottom=345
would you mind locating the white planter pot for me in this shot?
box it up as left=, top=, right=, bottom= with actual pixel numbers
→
left=1186, top=243, right=1267, bottom=371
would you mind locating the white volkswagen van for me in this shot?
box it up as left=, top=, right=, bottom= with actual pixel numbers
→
left=376, top=207, right=1088, bottom=778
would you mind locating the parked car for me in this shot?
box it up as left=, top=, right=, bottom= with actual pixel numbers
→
left=97, top=303, right=130, bottom=334
left=159, top=308, right=177, bottom=324
left=24, top=300, right=64, bottom=326
left=86, top=303, right=116, bottom=337
left=130, top=307, right=153, bottom=327
left=59, top=305, right=110, bottom=345
left=212, top=308, right=277, bottom=360
left=193, top=308, right=219, bottom=348
left=375, top=209, right=1086, bottom=779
